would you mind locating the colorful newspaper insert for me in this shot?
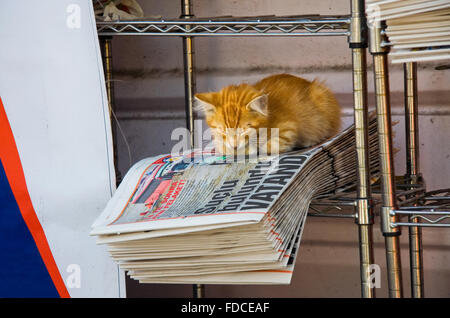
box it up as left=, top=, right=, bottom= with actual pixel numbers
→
left=91, top=149, right=317, bottom=235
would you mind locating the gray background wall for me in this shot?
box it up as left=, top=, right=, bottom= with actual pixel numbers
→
left=108, top=0, right=450, bottom=297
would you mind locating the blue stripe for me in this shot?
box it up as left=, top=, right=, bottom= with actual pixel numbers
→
left=0, top=160, right=59, bottom=298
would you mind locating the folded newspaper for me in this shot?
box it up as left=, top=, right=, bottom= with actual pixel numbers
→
left=91, top=116, right=379, bottom=285
left=366, top=0, right=450, bottom=63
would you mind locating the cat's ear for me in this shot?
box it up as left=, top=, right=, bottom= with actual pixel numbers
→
left=194, top=93, right=217, bottom=115
left=246, top=94, right=268, bottom=116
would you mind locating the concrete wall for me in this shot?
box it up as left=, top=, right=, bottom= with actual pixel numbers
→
left=108, top=0, right=450, bottom=297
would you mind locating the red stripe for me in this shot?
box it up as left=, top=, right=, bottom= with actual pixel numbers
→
left=0, top=98, right=70, bottom=298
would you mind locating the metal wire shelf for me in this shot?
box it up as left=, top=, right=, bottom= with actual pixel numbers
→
left=96, top=15, right=351, bottom=37
left=309, top=196, right=358, bottom=219
left=95, top=0, right=449, bottom=298
left=308, top=180, right=439, bottom=220
left=392, top=188, right=450, bottom=228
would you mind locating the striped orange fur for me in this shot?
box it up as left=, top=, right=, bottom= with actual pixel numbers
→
left=195, top=73, right=341, bottom=155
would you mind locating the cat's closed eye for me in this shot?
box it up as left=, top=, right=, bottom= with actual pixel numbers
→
left=195, top=73, right=341, bottom=156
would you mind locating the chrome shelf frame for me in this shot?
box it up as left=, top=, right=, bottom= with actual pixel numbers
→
left=308, top=181, right=430, bottom=220
left=368, top=18, right=450, bottom=297
left=309, top=192, right=450, bottom=227
left=96, top=0, right=376, bottom=298
left=392, top=188, right=450, bottom=228
left=98, top=0, right=450, bottom=299
left=96, top=15, right=351, bottom=37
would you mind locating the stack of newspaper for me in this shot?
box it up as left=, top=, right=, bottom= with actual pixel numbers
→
left=90, top=116, right=379, bottom=284
left=366, top=0, right=450, bottom=63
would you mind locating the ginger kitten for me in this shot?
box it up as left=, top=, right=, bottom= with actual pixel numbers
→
left=195, top=73, right=341, bottom=156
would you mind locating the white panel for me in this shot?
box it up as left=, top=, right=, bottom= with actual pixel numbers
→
left=0, top=0, right=124, bottom=297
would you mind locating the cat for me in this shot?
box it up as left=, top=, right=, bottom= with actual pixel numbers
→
left=194, top=73, right=341, bottom=156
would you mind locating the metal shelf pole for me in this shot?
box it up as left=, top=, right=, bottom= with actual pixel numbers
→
left=404, top=62, right=424, bottom=298
left=181, top=0, right=196, bottom=150
left=97, top=1, right=450, bottom=299
left=180, top=0, right=203, bottom=299
left=349, top=0, right=375, bottom=299
left=100, top=36, right=122, bottom=186
left=369, top=23, right=403, bottom=298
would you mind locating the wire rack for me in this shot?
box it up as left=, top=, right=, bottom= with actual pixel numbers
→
left=96, top=0, right=450, bottom=298
left=393, top=188, right=450, bottom=228
left=96, top=15, right=350, bottom=37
